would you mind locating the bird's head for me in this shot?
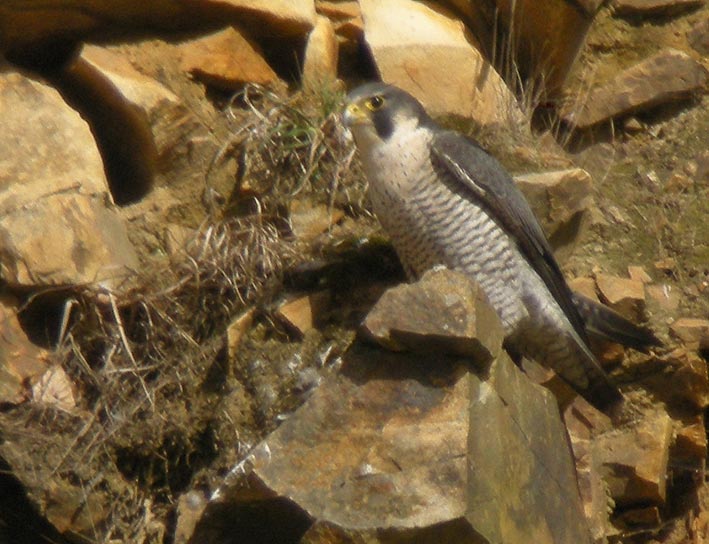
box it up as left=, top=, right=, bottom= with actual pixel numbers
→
left=343, top=82, right=432, bottom=153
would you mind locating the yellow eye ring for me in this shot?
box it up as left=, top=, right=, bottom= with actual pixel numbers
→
left=366, top=95, right=385, bottom=110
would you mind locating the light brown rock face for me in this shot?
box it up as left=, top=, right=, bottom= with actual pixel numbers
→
left=180, top=27, right=278, bottom=89
left=359, top=0, right=523, bottom=126
left=302, top=15, right=339, bottom=90
left=0, top=0, right=315, bottom=54
left=362, top=268, right=504, bottom=361
left=561, top=49, right=709, bottom=129
left=0, top=72, right=137, bottom=287
left=199, top=270, right=592, bottom=544
left=514, top=168, right=594, bottom=257
left=596, top=273, right=646, bottom=321
left=441, top=0, right=597, bottom=94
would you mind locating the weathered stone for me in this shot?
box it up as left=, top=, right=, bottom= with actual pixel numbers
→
left=289, top=200, right=344, bottom=241
left=203, top=342, right=590, bottom=543
left=0, top=301, right=49, bottom=405
left=275, top=291, right=329, bottom=337
left=642, top=348, right=709, bottom=410
left=616, top=506, right=661, bottom=528
left=316, top=0, right=360, bottom=20
left=175, top=491, right=208, bottom=544
left=0, top=72, right=138, bottom=287
left=688, top=16, right=709, bottom=55
left=596, top=410, right=673, bottom=507
left=226, top=309, right=255, bottom=361
left=569, top=277, right=599, bottom=301
left=671, top=415, right=707, bottom=472
left=359, top=0, right=523, bottom=126
left=670, top=317, right=709, bottom=346
left=180, top=27, right=278, bottom=89
left=596, top=273, right=646, bottom=321
left=514, top=168, right=593, bottom=257
left=32, top=365, right=76, bottom=411
left=440, top=0, right=597, bottom=94
left=646, top=283, right=680, bottom=311
left=302, top=15, right=339, bottom=90
left=654, top=257, right=677, bottom=274
left=627, top=265, right=652, bottom=284
left=613, top=0, right=703, bottom=16
left=561, top=49, right=709, bottom=129
left=362, top=268, right=504, bottom=361
left=0, top=0, right=315, bottom=55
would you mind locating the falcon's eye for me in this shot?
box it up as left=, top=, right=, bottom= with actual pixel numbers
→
left=366, top=95, right=385, bottom=110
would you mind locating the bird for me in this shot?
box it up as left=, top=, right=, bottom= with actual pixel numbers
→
left=343, top=82, right=660, bottom=411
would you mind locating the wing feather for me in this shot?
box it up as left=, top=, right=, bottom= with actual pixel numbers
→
left=429, top=130, right=589, bottom=342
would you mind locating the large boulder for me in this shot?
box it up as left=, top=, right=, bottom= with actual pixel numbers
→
left=0, top=72, right=137, bottom=288
left=359, top=0, right=523, bottom=126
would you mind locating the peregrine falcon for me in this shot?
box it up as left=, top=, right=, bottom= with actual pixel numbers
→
left=343, top=82, right=660, bottom=411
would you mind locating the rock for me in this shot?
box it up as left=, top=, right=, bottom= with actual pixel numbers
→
left=596, top=410, right=673, bottom=507
left=361, top=268, right=504, bottom=362
left=275, top=291, right=330, bottom=337
left=561, top=49, right=709, bottom=129
left=646, top=283, right=680, bottom=311
left=289, top=200, right=344, bottom=241
left=569, top=277, right=600, bottom=301
left=0, top=72, right=138, bottom=287
left=514, top=168, right=594, bottom=257
left=32, top=365, right=76, bottom=411
left=203, top=345, right=591, bottom=543
left=623, top=116, right=644, bottom=133
left=613, top=0, right=703, bottom=16
left=642, top=348, right=709, bottom=410
left=0, top=0, right=315, bottom=56
left=180, top=27, right=278, bottom=90
left=175, top=491, right=208, bottom=544
left=627, top=265, right=652, bottom=284
left=316, top=0, right=360, bottom=20
left=302, top=15, right=339, bottom=90
left=440, top=0, right=598, bottom=94
left=226, top=309, right=255, bottom=361
left=654, top=257, right=677, bottom=274
left=617, top=506, right=661, bottom=528
left=0, top=301, right=49, bottom=405
left=688, top=16, right=709, bottom=55
left=596, top=273, right=646, bottom=321
left=358, top=0, right=523, bottom=126
left=671, top=415, right=707, bottom=472
left=670, top=318, right=709, bottom=346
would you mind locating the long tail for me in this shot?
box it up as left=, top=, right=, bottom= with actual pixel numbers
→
left=572, top=293, right=663, bottom=352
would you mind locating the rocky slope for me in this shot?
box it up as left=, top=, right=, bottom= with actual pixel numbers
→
left=0, top=1, right=708, bottom=543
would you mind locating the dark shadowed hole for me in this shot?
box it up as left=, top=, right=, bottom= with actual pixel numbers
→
left=189, top=498, right=312, bottom=544
left=15, top=289, right=73, bottom=349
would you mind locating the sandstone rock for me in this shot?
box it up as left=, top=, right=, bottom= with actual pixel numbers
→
left=362, top=268, right=504, bottom=362
left=0, top=301, right=49, bottom=405
left=596, top=273, right=646, bottom=321
left=202, top=272, right=591, bottom=543
left=561, top=49, right=709, bottom=129
left=569, top=276, right=600, bottom=301
left=180, top=27, right=278, bottom=89
left=302, top=15, right=339, bottom=90
left=440, top=0, right=598, bottom=94
left=514, top=168, right=593, bottom=257
left=316, top=0, right=360, bottom=20
left=670, top=317, right=709, bottom=346
left=275, top=291, right=329, bottom=337
left=646, top=283, right=680, bottom=311
left=0, top=72, right=138, bottom=287
left=613, top=0, right=703, bottom=16
left=175, top=491, right=208, bottom=544
left=226, top=309, right=255, bottom=361
left=31, top=365, right=76, bottom=411
left=642, top=348, right=709, bottom=410
left=596, top=410, right=673, bottom=507
left=627, top=265, right=652, bottom=284
left=203, top=345, right=590, bottom=543
left=688, top=16, right=709, bottom=55
left=359, top=0, right=523, bottom=126
left=0, top=0, right=315, bottom=56
left=289, top=200, right=344, bottom=241
left=672, top=415, right=707, bottom=472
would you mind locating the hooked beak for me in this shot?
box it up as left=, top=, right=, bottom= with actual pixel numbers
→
left=343, top=102, right=368, bottom=128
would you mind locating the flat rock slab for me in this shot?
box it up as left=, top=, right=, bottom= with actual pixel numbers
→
left=362, top=268, right=504, bottom=361
left=561, top=49, right=708, bottom=129
left=199, top=343, right=591, bottom=543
